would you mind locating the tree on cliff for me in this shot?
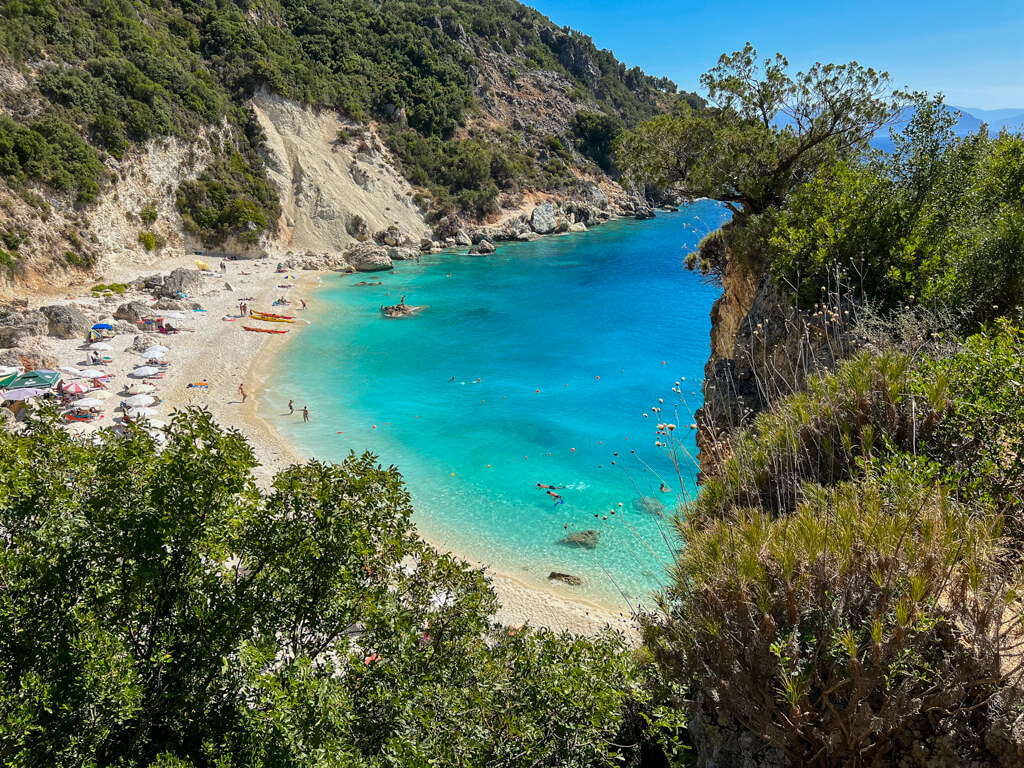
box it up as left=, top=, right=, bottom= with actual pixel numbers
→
left=618, top=44, right=904, bottom=217
left=0, top=409, right=646, bottom=767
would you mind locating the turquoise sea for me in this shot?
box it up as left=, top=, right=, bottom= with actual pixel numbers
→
left=263, top=200, right=729, bottom=610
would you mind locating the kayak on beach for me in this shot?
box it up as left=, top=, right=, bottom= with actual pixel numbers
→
left=242, top=326, right=289, bottom=334
left=249, top=310, right=295, bottom=320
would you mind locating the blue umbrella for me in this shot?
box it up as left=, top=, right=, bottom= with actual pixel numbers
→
left=92, top=323, right=113, bottom=330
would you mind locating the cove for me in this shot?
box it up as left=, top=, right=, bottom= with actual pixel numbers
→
left=263, top=200, right=730, bottom=609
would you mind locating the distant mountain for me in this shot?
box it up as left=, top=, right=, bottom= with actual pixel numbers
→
left=871, top=104, right=1024, bottom=153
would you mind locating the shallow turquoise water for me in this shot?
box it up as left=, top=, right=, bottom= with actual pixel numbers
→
left=264, top=201, right=728, bottom=609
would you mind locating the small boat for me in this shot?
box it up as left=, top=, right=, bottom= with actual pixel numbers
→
left=242, top=326, right=289, bottom=334
left=250, top=310, right=295, bottom=320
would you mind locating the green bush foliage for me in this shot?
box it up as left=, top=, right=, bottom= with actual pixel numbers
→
left=769, top=100, right=1024, bottom=325
left=137, top=230, right=156, bottom=250
left=649, top=324, right=1024, bottom=764
left=0, top=409, right=645, bottom=767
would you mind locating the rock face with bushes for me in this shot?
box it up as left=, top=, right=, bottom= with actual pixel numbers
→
left=0, top=308, right=47, bottom=348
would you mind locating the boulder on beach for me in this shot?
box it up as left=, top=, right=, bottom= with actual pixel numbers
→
left=346, top=242, right=394, bottom=272
left=516, top=231, right=542, bottom=242
left=454, top=229, right=472, bottom=247
left=387, top=246, right=419, bottom=261
left=548, top=571, right=582, bottom=586
left=568, top=222, right=588, bottom=233
left=558, top=529, right=600, bottom=549
left=160, top=268, right=206, bottom=298
left=531, top=202, right=557, bottom=234
left=0, top=309, right=47, bottom=349
left=39, top=304, right=90, bottom=339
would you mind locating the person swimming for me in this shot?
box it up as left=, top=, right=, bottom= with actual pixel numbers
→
left=536, top=483, right=564, bottom=490
left=546, top=490, right=564, bottom=506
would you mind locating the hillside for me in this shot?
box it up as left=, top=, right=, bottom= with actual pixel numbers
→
left=0, top=0, right=694, bottom=292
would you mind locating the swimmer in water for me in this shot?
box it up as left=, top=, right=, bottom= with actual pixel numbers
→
left=547, top=490, right=564, bottom=506
left=660, top=483, right=671, bottom=493
left=449, top=377, right=456, bottom=382
left=536, top=483, right=564, bottom=490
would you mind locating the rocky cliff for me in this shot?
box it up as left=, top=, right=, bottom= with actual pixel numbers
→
left=695, top=237, right=859, bottom=474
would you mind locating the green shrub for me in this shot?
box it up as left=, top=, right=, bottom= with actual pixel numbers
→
left=139, top=205, right=158, bottom=225
left=0, top=409, right=644, bottom=766
left=138, top=231, right=156, bottom=250
left=91, top=282, right=128, bottom=295
left=653, top=464, right=1021, bottom=766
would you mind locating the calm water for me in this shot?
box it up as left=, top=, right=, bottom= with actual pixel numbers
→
left=264, top=201, right=729, bottom=609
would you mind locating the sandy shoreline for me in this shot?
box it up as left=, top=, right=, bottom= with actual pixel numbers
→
left=12, top=255, right=638, bottom=638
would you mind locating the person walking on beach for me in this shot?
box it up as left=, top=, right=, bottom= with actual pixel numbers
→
left=220, top=261, right=227, bottom=274
left=238, top=382, right=247, bottom=403
left=288, top=399, right=294, bottom=414
left=300, top=299, right=307, bottom=310
left=302, top=406, right=309, bottom=422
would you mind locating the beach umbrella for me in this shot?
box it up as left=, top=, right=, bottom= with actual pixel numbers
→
left=63, top=381, right=90, bottom=395
left=91, top=323, right=113, bottom=330
left=89, top=342, right=113, bottom=351
left=143, top=345, right=169, bottom=355
left=74, top=397, right=105, bottom=408
left=126, top=382, right=156, bottom=395
left=128, top=407, right=158, bottom=418
left=124, top=394, right=155, bottom=407
left=59, top=366, right=82, bottom=375
left=78, top=369, right=107, bottom=379
left=2, top=388, right=45, bottom=401
left=139, top=350, right=165, bottom=360
left=90, top=390, right=114, bottom=400
left=131, top=366, right=160, bottom=378
left=85, top=330, right=101, bottom=343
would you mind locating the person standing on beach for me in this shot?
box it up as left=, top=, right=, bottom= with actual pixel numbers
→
left=288, top=399, right=294, bottom=414
left=302, top=406, right=309, bottom=422
left=300, top=299, right=307, bottom=310
left=238, top=383, right=247, bottom=403
left=220, top=261, right=227, bottom=273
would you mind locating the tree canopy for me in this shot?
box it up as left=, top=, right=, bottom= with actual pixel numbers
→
left=618, top=44, right=903, bottom=216
left=0, top=409, right=646, bottom=767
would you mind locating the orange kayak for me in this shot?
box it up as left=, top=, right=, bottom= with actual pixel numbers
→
left=251, top=310, right=295, bottom=320
left=242, top=326, right=289, bottom=334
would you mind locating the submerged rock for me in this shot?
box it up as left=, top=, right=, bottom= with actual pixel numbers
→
left=352, top=281, right=383, bottom=287
left=558, top=529, right=600, bottom=549
left=548, top=571, right=582, bottom=586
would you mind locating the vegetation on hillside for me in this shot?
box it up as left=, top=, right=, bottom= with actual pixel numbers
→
left=0, top=409, right=663, bottom=767
left=0, top=0, right=689, bottom=246
left=647, top=324, right=1024, bottom=765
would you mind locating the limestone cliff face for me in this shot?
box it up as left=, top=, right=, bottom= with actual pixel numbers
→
left=696, top=241, right=858, bottom=474
left=251, top=93, right=430, bottom=254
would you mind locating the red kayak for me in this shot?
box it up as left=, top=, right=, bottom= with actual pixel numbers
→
left=250, top=310, right=294, bottom=319
left=242, top=326, right=289, bottom=334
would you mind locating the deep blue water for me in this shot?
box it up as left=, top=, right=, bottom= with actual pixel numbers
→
left=263, top=201, right=729, bottom=609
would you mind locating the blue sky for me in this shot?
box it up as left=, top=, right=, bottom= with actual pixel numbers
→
left=527, top=0, right=1024, bottom=109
